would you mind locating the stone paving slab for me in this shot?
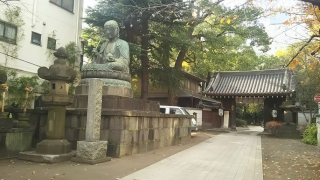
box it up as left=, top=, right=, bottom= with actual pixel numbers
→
left=121, top=126, right=263, bottom=180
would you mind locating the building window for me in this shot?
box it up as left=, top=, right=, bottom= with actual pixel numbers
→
left=47, top=37, right=56, bottom=50
left=50, top=0, right=74, bottom=12
left=0, top=21, right=17, bottom=44
left=31, top=32, right=41, bottom=46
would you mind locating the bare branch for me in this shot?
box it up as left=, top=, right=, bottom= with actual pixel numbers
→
left=286, top=35, right=320, bottom=67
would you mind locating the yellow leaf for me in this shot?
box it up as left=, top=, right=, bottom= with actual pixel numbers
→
left=192, top=12, right=195, bottom=17
left=289, top=60, right=298, bottom=70
left=220, top=18, right=224, bottom=23
left=227, top=19, right=231, bottom=24
left=292, top=59, right=298, bottom=65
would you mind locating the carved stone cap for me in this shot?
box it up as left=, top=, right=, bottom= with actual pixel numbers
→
left=54, top=47, right=68, bottom=59
left=38, top=47, right=77, bottom=82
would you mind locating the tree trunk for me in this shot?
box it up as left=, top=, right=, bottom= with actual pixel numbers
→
left=174, top=46, right=188, bottom=69
left=140, top=12, right=150, bottom=100
left=174, top=26, right=195, bottom=69
left=125, top=20, right=136, bottom=76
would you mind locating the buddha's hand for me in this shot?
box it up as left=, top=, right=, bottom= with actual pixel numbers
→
left=92, top=48, right=100, bottom=57
left=106, top=53, right=115, bottom=62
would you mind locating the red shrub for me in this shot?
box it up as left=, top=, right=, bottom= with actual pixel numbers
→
left=265, top=121, right=282, bottom=135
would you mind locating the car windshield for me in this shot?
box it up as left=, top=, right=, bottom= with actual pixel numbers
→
left=160, top=108, right=166, bottom=113
left=181, top=108, right=190, bottom=115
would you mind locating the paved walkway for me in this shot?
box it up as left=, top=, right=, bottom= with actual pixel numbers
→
left=122, top=126, right=263, bottom=180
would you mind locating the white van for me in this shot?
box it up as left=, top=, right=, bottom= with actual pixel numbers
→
left=159, top=105, right=198, bottom=131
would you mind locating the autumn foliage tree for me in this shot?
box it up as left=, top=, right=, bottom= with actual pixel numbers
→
left=274, top=1, right=320, bottom=123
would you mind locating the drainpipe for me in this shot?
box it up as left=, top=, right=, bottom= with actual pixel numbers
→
left=32, top=0, right=37, bottom=27
left=75, top=0, right=83, bottom=45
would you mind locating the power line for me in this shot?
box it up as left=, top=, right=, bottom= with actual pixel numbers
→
left=0, top=51, right=42, bottom=67
left=1, top=0, right=45, bottom=23
left=18, top=0, right=44, bottom=23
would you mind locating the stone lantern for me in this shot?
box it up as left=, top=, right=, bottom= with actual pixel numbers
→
left=36, top=47, right=76, bottom=155
left=19, top=47, right=77, bottom=162
left=0, top=71, right=7, bottom=119
left=0, top=71, right=7, bottom=84
left=37, top=47, right=75, bottom=141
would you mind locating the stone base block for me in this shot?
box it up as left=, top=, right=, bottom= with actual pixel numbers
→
left=36, top=139, right=71, bottom=154
left=74, top=141, right=109, bottom=164
left=71, top=156, right=111, bottom=165
left=18, top=151, right=76, bottom=163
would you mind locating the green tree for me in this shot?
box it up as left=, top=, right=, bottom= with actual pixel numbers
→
left=189, top=5, right=271, bottom=78
left=84, top=0, right=271, bottom=103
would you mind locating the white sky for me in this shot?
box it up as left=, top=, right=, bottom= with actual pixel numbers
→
left=83, top=0, right=310, bottom=55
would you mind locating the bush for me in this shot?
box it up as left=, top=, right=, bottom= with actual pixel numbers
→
left=299, top=124, right=308, bottom=137
left=236, top=119, right=247, bottom=127
left=265, top=121, right=282, bottom=135
left=302, top=124, right=317, bottom=146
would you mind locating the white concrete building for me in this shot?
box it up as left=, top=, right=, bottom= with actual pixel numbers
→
left=0, top=0, right=84, bottom=76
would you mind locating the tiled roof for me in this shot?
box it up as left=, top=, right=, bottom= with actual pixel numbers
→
left=204, top=69, right=296, bottom=96
left=179, top=90, right=221, bottom=104
left=148, top=90, right=221, bottom=104
left=300, top=0, right=320, bottom=6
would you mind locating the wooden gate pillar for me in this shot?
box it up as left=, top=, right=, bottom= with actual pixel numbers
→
left=221, top=98, right=236, bottom=130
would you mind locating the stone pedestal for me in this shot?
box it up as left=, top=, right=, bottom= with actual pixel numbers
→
left=19, top=139, right=75, bottom=163
left=0, top=128, right=35, bottom=158
left=19, top=151, right=76, bottom=163
left=72, top=141, right=110, bottom=164
left=16, top=113, right=31, bottom=128
left=36, top=139, right=71, bottom=154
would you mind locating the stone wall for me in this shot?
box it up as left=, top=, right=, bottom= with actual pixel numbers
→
left=29, top=109, right=192, bottom=158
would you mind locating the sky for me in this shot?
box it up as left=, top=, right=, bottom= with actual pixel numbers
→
left=82, top=0, right=310, bottom=55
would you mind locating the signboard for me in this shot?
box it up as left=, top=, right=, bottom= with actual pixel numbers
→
left=314, top=94, right=320, bottom=103
left=218, top=108, right=223, bottom=116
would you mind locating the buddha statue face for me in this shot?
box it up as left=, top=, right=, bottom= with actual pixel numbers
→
left=104, top=25, right=117, bottom=40
left=104, top=20, right=119, bottom=41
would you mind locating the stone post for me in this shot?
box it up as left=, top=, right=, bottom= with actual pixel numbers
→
left=72, top=78, right=111, bottom=164
left=86, top=79, right=102, bottom=141
left=316, top=115, right=320, bottom=147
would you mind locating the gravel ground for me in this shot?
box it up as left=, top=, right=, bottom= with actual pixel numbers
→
left=262, top=134, right=320, bottom=180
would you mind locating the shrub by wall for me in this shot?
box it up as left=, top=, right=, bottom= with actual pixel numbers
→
left=302, top=124, right=317, bottom=146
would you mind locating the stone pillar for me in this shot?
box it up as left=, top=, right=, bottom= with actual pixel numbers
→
left=46, top=106, right=67, bottom=139
left=72, top=79, right=111, bottom=164
left=86, top=79, right=102, bottom=141
left=230, top=98, right=236, bottom=130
